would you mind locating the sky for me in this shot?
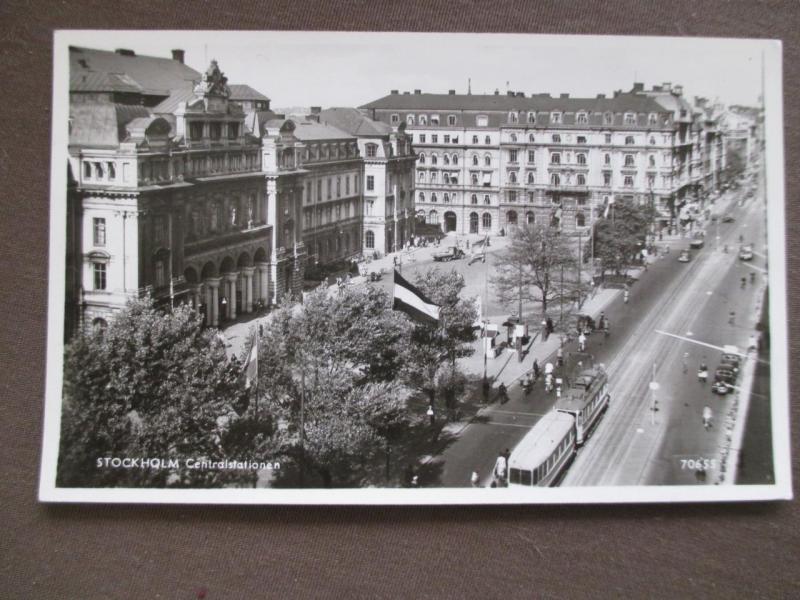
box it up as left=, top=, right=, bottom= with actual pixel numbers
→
left=63, top=31, right=774, bottom=109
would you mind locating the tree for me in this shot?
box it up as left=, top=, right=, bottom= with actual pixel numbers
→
left=400, top=269, right=477, bottom=414
left=256, top=286, right=413, bottom=487
left=57, top=297, right=271, bottom=488
left=491, top=224, right=578, bottom=321
left=593, top=199, right=656, bottom=278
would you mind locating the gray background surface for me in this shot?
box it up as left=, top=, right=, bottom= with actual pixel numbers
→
left=1, top=2, right=797, bottom=597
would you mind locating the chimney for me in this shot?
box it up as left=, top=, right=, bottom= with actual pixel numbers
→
left=310, top=106, right=321, bottom=114
left=560, top=93, right=569, bottom=99
left=507, top=90, right=515, bottom=96
left=662, top=82, right=672, bottom=92
left=115, top=49, right=135, bottom=57
left=390, top=89, right=399, bottom=95
left=403, top=91, right=410, bottom=95
left=516, top=92, right=525, bottom=97
left=596, top=93, right=606, bottom=99
left=414, top=89, right=421, bottom=94
left=673, top=84, right=683, bottom=95
left=632, top=82, right=644, bottom=92
left=494, top=89, right=500, bottom=95
left=171, top=49, right=185, bottom=64
left=448, top=89, right=456, bottom=95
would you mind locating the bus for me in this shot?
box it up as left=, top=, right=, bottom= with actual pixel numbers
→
left=507, top=411, right=576, bottom=487
left=555, top=367, right=610, bottom=446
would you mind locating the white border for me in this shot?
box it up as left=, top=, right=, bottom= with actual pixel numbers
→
left=39, top=31, right=791, bottom=504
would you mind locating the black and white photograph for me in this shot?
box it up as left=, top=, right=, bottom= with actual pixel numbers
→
left=39, top=30, right=791, bottom=504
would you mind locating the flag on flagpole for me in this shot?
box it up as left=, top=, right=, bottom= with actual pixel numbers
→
left=242, top=335, right=258, bottom=389
left=392, top=270, right=440, bottom=324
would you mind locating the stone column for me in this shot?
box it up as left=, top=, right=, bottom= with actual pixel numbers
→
left=190, top=284, right=202, bottom=311
left=203, top=281, right=213, bottom=327
left=206, top=277, right=221, bottom=328
left=256, top=261, right=270, bottom=305
left=242, top=266, right=255, bottom=313
left=225, top=272, right=238, bottom=320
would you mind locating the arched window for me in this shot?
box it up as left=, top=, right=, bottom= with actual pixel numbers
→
left=471, top=173, right=478, bottom=185
left=419, top=192, right=425, bottom=203
left=431, top=153, right=438, bottom=165
left=507, top=210, right=518, bottom=225
left=484, top=195, right=491, bottom=205
left=428, top=210, right=439, bottom=224
left=419, top=153, right=426, bottom=164
left=528, top=133, right=535, bottom=142
left=625, top=155, right=635, bottom=167
left=649, top=136, right=656, bottom=145
left=577, top=174, right=586, bottom=186
left=527, top=112, right=536, bottom=124
left=482, top=212, right=492, bottom=229
left=576, top=212, right=586, bottom=227
left=92, top=317, right=108, bottom=334
left=604, top=153, right=611, bottom=165
left=419, top=115, right=428, bottom=125
left=484, top=154, right=491, bottom=166
left=365, top=230, right=375, bottom=249
left=443, top=154, right=450, bottom=165
left=526, top=211, right=535, bottom=224
left=577, top=153, right=586, bottom=165
left=418, top=171, right=425, bottom=182
left=527, top=172, right=535, bottom=184
left=470, top=212, right=479, bottom=232
left=407, top=115, right=415, bottom=125
left=551, top=174, right=560, bottom=186
left=472, top=154, right=479, bottom=166
left=485, top=135, right=491, bottom=144
left=509, top=172, right=517, bottom=184
left=471, top=194, right=478, bottom=204
left=508, top=112, right=518, bottom=124
left=649, top=155, right=656, bottom=167
left=452, top=154, right=459, bottom=165
left=604, top=112, right=613, bottom=125
left=431, top=193, right=438, bottom=203
left=443, top=193, right=450, bottom=204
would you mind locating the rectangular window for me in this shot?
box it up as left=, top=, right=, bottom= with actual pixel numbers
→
left=444, top=135, right=450, bottom=144
left=327, top=179, right=332, bottom=199
left=83, top=161, right=91, bottom=179
left=345, top=176, right=350, bottom=195
left=209, top=123, right=222, bottom=140
left=228, top=123, right=239, bottom=139
left=509, top=149, right=518, bottom=163
left=448, top=115, right=456, bottom=126
left=577, top=136, right=587, bottom=144
left=93, top=218, right=106, bottom=246
left=605, top=133, right=612, bottom=144
left=367, top=175, right=374, bottom=191
left=431, top=134, right=438, bottom=143
left=551, top=112, right=562, bottom=124
left=93, top=262, right=107, bottom=291
left=391, top=114, right=399, bottom=124
left=527, top=150, right=535, bottom=163
left=604, top=173, right=611, bottom=186
left=317, top=180, right=322, bottom=202
left=472, top=135, right=479, bottom=144
left=508, top=190, right=517, bottom=202
left=419, top=134, right=426, bottom=143
left=189, top=122, right=204, bottom=141
left=107, top=162, right=116, bottom=180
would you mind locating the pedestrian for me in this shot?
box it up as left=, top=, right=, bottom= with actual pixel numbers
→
left=493, top=452, right=507, bottom=487
left=623, top=289, right=630, bottom=304
left=546, top=317, right=554, bottom=336
left=578, top=332, right=587, bottom=352
left=470, top=470, right=480, bottom=487
left=532, top=358, right=540, bottom=381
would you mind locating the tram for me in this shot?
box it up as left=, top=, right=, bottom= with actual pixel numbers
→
left=554, top=367, right=610, bottom=446
left=507, top=411, right=577, bottom=487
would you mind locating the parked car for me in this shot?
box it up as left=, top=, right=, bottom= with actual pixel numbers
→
left=678, top=249, right=691, bottom=263
left=689, top=234, right=705, bottom=249
left=432, top=246, right=465, bottom=262
left=738, top=244, right=754, bottom=261
left=720, top=353, right=741, bottom=374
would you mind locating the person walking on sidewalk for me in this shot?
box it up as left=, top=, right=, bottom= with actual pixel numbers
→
left=470, top=470, right=480, bottom=487
left=578, top=332, right=587, bottom=352
left=493, top=452, right=507, bottom=487
left=532, top=358, right=540, bottom=381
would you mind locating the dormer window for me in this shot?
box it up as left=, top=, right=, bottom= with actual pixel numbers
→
left=576, top=112, right=588, bottom=124
left=603, top=112, right=614, bottom=125
left=527, top=112, right=536, bottom=124
left=390, top=114, right=400, bottom=125
left=419, top=115, right=428, bottom=126
left=624, top=112, right=636, bottom=125
left=648, top=113, right=658, bottom=125
left=407, top=115, right=415, bottom=125
left=430, top=114, right=440, bottom=126
left=508, top=111, right=519, bottom=124
left=448, top=114, right=457, bottom=126
left=366, top=143, right=378, bottom=157
left=551, top=112, right=562, bottom=124
left=476, top=115, right=489, bottom=127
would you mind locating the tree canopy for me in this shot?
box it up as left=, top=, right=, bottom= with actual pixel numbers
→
left=57, top=298, right=271, bottom=488
left=593, top=199, right=657, bottom=277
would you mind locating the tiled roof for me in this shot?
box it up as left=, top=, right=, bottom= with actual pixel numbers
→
left=229, top=84, right=270, bottom=102
left=69, top=71, right=143, bottom=94
left=151, top=88, right=196, bottom=114
left=291, top=120, right=354, bottom=141
left=359, top=91, right=668, bottom=114
left=318, top=107, right=392, bottom=137
left=69, top=103, right=152, bottom=148
left=69, top=46, right=200, bottom=96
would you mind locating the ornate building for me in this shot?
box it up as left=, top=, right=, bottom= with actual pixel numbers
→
left=67, top=55, right=274, bottom=335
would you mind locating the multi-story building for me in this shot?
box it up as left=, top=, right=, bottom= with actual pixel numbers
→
left=360, top=82, right=727, bottom=238
left=67, top=52, right=276, bottom=336
left=720, top=107, right=759, bottom=176
left=318, top=108, right=416, bottom=255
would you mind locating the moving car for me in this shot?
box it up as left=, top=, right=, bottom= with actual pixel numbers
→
left=738, top=244, right=754, bottom=261
left=432, top=246, right=465, bottom=262
left=678, top=249, right=691, bottom=263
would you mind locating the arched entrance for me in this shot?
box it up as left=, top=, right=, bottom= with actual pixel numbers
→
left=469, top=212, right=479, bottom=234
left=444, top=211, right=457, bottom=232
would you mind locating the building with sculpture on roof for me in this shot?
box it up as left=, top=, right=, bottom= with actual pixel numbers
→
left=66, top=49, right=277, bottom=337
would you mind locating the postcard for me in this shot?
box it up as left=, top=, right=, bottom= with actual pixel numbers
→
left=39, top=30, right=790, bottom=503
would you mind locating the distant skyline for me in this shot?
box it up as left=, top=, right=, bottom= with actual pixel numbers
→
left=64, top=31, right=770, bottom=109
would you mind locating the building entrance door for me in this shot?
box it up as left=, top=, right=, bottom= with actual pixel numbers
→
left=444, top=211, right=457, bottom=232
